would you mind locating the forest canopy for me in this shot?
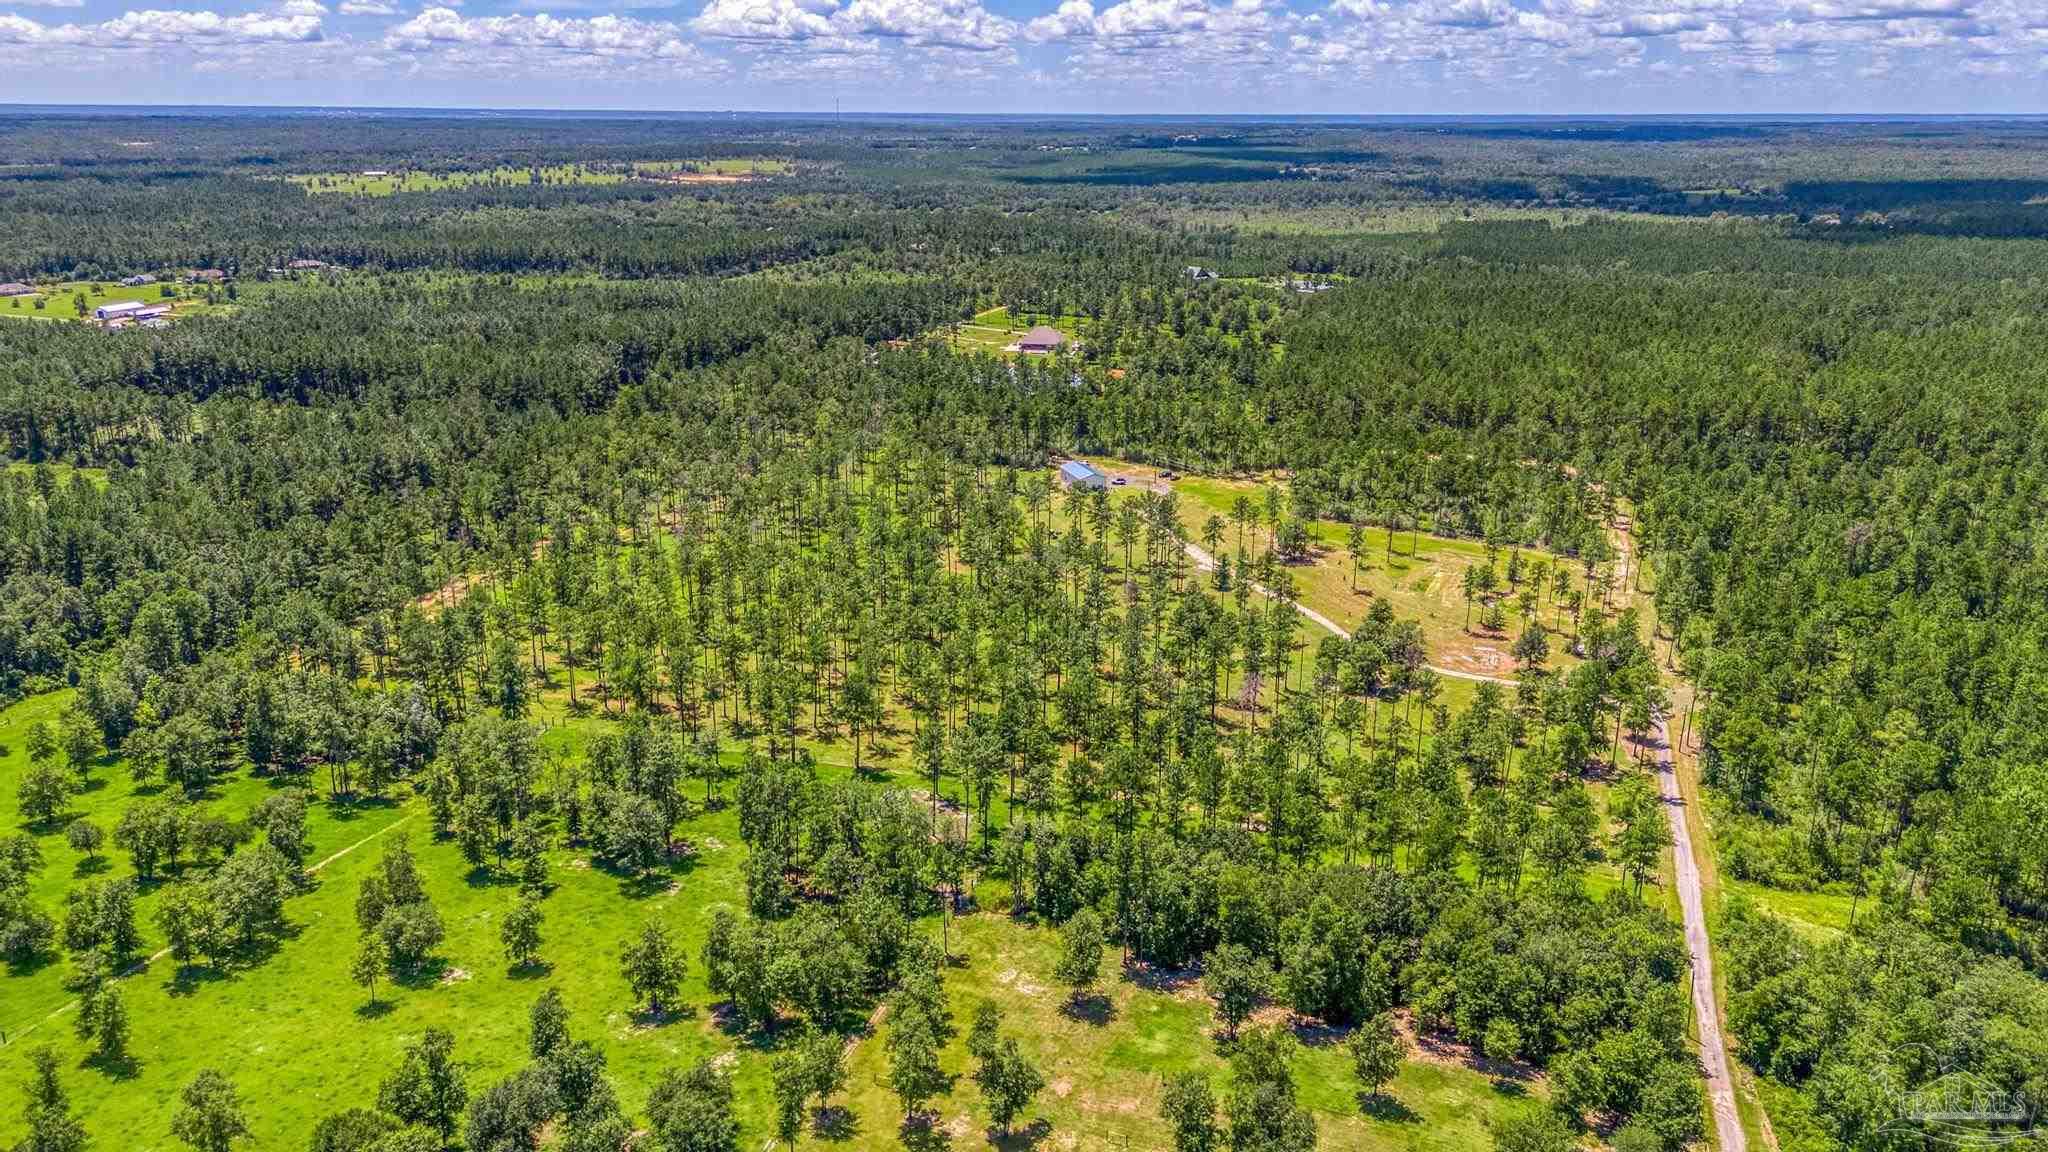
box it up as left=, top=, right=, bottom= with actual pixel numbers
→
left=2, top=112, right=2046, bottom=1152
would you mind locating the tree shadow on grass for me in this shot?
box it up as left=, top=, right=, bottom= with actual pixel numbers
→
left=898, top=1113, right=953, bottom=1152
left=507, top=959, right=554, bottom=981
left=1288, top=1018, right=1348, bottom=1049
left=324, top=795, right=402, bottom=824
left=1359, top=1092, right=1419, bottom=1123
left=83, top=1052, right=141, bottom=1081
left=71, top=855, right=111, bottom=879
left=991, top=1117, right=1054, bottom=1151
left=392, top=958, right=452, bottom=990
left=606, top=855, right=698, bottom=900
left=628, top=1005, right=696, bottom=1031
left=706, top=1002, right=786, bottom=1050
left=354, top=999, right=396, bottom=1020
left=1122, top=957, right=1200, bottom=994
left=165, top=963, right=229, bottom=998
left=464, top=865, right=516, bottom=890
left=813, top=1105, right=860, bottom=1143
left=1059, top=991, right=1115, bottom=1026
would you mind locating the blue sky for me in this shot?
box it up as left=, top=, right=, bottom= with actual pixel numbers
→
left=0, top=0, right=2041, bottom=113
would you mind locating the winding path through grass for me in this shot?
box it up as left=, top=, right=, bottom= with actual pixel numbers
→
left=1177, top=536, right=1519, bottom=687
left=0, top=809, right=417, bottom=1053
left=1183, top=503, right=1747, bottom=1152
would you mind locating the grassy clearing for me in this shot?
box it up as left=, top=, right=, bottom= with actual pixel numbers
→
left=289, top=164, right=631, bottom=196
left=938, top=306, right=1093, bottom=356
left=634, top=158, right=793, bottom=178
left=841, top=907, right=1538, bottom=1152
left=1, top=684, right=1547, bottom=1152
left=3, top=462, right=109, bottom=488
left=0, top=279, right=251, bottom=325
left=289, top=159, right=790, bottom=197
left=0, top=688, right=773, bottom=1150
left=0, top=463, right=1653, bottom=1149
left=1723, top=881, right=1854, bottom=938
left=1076, top=460, right=1587, bottom=682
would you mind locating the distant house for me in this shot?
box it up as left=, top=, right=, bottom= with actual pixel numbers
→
left=119, top=274, right=157, bottom=287
left=188, top=269, right=227, bottom=283
left=361, top=170, right=389, bottom=178
left=95, top=300, right=150, bottom=321
left=1016, top=325, right=1067, bottom=354
left=1185, top=266, right=1217, bottom=281
left=0, top=283, right=32, bottom=297
left=286, top=259, right=327, bottom=271
left=1057, top=460, right=1106, bottom=490
left=1288, top=279, right=1332, bottom=294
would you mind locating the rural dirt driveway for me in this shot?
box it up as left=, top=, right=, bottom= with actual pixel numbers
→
left=1656, top=717, right=1745, bottom=1152
left=1174, top=497, right=1746, bottom=1152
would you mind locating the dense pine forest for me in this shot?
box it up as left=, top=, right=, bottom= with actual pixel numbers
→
left=2, top=113, right=2046, bottom=1152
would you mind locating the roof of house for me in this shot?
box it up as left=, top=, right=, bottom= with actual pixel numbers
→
left=0, top=283, right=32, bottom=295
left=1059, top=460, right=1103, bottom=483
left=97, top=300, right=149, bottom=315
left=1018, top=325, right=1066, bottom=347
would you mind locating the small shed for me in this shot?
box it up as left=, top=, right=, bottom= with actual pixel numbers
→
left=0, top=283, right=33, bottom=297
left=1057, top=460, right=1106, bottom=490
left=1016, top=325, right=1067, bottom=354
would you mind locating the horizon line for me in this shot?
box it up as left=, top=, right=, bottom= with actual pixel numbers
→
left=4, top=103, right=2048, bottom=123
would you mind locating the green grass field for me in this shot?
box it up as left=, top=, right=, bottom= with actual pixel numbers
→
left=940, top=306, right=1093, bottom=356
left=634, top=158, right=793, bottom=177
left=288, top=159, right=790, bottom=197
left=0, top=684, right=1546, bottom=1152
left=3, top=462, right=109, bottom=488
left=1076, top=462, right=1589, bottom=683
left=839, top=906, right=1540, bottom=1152
left=290, top=165, right=630, bottom=196
left=0, top=458, right=1659, bottom=1150
left=0, top=279, right=256, bottom=325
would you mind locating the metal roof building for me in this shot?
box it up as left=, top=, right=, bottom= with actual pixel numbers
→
left=1058, top=460, right=1106, bottom=489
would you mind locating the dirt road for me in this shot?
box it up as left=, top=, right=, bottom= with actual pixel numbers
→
left=1658, top=723, right=1744, bottom=1152
left=1181, top=503, right=1745, bottom=1152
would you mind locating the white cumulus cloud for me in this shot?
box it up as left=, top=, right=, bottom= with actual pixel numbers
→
left=0, top=7, right=323, bottom=46
left=383, top=7, right=702, bottom=59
